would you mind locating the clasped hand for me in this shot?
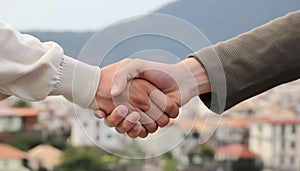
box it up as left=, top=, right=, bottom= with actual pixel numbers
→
left=90, top=58, right=210, bottom=138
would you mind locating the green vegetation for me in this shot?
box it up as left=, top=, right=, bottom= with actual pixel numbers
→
left=188, top=144, right=215, bottom=163
left=0, top=132, right=44, bottom=151
left=232, top=158, right=262, bottom=171
left=0, top=131, right=68, bottom=151
left=56, top=146, right=124, bottom=171
left=162, top=152, right=178, bottom=171
left=12, top=100, right=31, bottom=108
left=200, top=145, right=215, bottom=161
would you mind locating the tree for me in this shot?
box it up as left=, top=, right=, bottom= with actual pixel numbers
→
left=232, top=158, right=262, bottom=171
left=162, top=152, right=178, bottom=171
left=56, top=146, right=121, bottom=171
left=188, top=144, right=215, bottom=163
left=12, top=100, right=31, bottom=108
left=9, top=132, right=44, bottom=151
left=200, top=145, right=215, bottom=161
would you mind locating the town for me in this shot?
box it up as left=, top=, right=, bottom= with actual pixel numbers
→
left=0, top=79, right=299, bottom=171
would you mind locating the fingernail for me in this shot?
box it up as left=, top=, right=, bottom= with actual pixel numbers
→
left=111, top=85, right=119, bottom=95
left=94, top=110, right=106, bottom=118
left=117, top=105, right=128, bottom=117
left=126, top=112, right=141, bottom=123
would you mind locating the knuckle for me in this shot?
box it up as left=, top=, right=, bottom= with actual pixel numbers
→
left=166, top=102, right=179, bottom=118
left=104, top=119, right=116, bottom=127
left=127, top=132, right=137, bottom=138
left=145, top=123, right=158, bottom=133
left=131, top=96, right=151, bottom=111
left=127, top=126, right=141, bottom=138
left=157, top=116, right=170, bottom=127
left=138, top=129, right=148, bottom=138
left=115, top=127, right=126, bottom=134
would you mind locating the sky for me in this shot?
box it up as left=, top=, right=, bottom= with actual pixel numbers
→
left=0, top=0, right=177, bottom=31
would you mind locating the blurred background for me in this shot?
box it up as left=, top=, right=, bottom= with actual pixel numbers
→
left=0, top=0, right=299, bottom=171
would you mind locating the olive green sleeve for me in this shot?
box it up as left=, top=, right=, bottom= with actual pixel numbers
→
left=190, top=10, right=300, bottom=113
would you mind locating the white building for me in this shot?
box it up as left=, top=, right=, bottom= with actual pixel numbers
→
left=215, top=117, right=251, bottom=146
left=0, top=107, right=40, bottom=132
left=70, top=107, right=131, bottom=151
left=250, top=117, right=300, bottom=171
left=32, top=96, right=74, bottom=135
left=0, top=143, right=29, bottom=171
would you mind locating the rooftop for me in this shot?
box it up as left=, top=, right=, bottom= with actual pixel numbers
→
left=216, top=143, right=258, bottom=159
left=0, top=143, right=26, bottom=159
left=221, top=117, right=252, bottom=128
left=0, top=107, right=40, bottom=117
left=255, top=117, right=300, bottom=125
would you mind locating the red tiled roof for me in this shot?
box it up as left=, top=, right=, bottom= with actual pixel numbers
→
left=0, top=107, right=40, bottom=117
left=216, top=143, right=257, bottom=158
left=223, top=117, right=252, bottom=128
left=255, top=117, right=300, bottom=124
left=0, top=143, right=26, bottom=159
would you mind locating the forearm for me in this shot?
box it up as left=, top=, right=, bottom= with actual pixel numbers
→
left=182, top=58, right=211, bottom=95
left=0, top=22, right=100, bottom=108
left=190, top=10, right=300, bottom=113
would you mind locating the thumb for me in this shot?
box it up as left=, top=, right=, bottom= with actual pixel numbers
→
left=110, top=71, right=129, bottom=96
left=110, top=59, right=147, bottom=96
left=110, top=58, right=134, bottom=97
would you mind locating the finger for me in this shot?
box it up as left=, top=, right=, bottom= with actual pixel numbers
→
left=104, top=105, right=128, bottom=127
left=138, top=126, right=149, bottom=138
left=111, top=59, right=135, bottom=96
left=164, top=96, right=180, bottom=119
left=139, top=112, right=158, bottom=133
left=127, top=123, right=143, bottom=138
left=94, top=110, right=107, bottom=119
left=149, top=89, right=179, bottom=119
left=127, top=79, right=163, bottom=131
left=146, top=99, right=170, bottom=128
left=115, top=111, right=140, bottom=134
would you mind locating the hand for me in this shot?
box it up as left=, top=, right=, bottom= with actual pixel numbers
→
left=111, top=58, right=211, bottom=107
left=104, top=58, right=210, bottom=136
left=91, top=60, right=179, bottom=138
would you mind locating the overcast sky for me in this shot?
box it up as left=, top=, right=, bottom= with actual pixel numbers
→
left=0, top=0, right=177, bottom=31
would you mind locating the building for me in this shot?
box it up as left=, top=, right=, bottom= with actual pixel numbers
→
left=215, top=117, right=252, bottom=146
left=215, top=143, right=262, bottom=171
left=27, top=144, right=62, bottom=171
left=0, top=107, right=40, bottom=132
left=215, top=143, right=258, bottom=161
left=70, top=107, right=130, bottom=150
left=0, top=143, right=29, bottom=171
left=32, top=96, right=73, bottom=136
left=250, top=117, right=300, bottom=171
left=258, top=80, right=300, bottom=114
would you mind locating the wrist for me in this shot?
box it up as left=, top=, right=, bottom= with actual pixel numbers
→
left=182, top=58, right=211, bottom=95
left=94, top=67, right=114, bottom=113
left=52, top=56, right=100, bottom=108
left=94, top=61, right=126, bottom=113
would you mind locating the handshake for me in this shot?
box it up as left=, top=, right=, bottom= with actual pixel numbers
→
left=90, top=57, right=211, bottom=138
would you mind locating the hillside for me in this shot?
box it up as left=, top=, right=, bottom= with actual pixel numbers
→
left=157, top=0, right=300, bottom=43
left=25, top=0, right=300, bottom=59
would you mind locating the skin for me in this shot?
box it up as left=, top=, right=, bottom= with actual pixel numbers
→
left=92, top=60, right=180, bottom=138
left=99, top=58, right=211, bottom=138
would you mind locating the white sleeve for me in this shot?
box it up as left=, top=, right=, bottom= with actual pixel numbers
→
left=0, top=22, right=100, bottom=108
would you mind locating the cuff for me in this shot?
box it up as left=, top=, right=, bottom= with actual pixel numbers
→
left=188, top=46, right=227, bottom=114
left=53, top=56, right=100, bottom=108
